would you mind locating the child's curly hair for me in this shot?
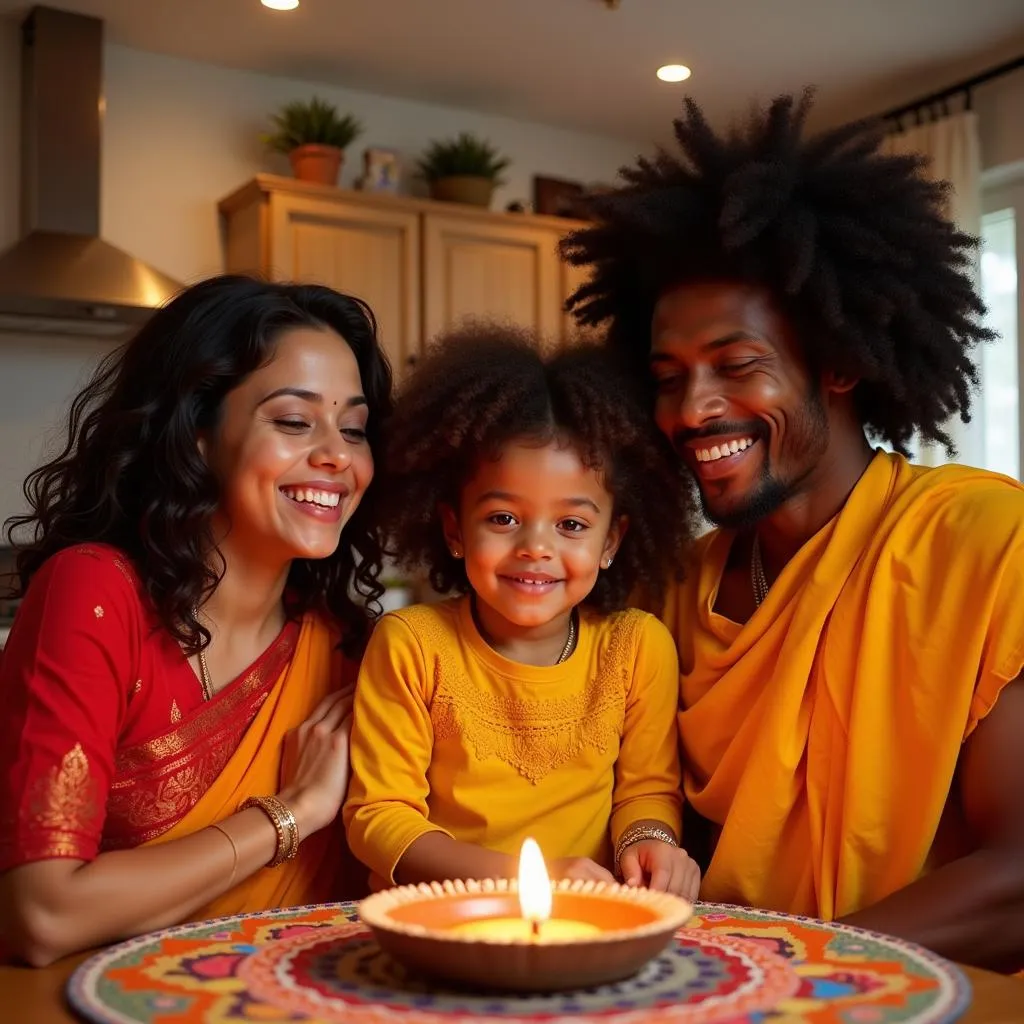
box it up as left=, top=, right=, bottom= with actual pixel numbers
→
left=378, top=322, right=698, bottom=612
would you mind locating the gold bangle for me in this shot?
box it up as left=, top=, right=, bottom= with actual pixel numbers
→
left=614, top=823, right=678, bottom=874
left=266, top=796, right=300, bottom=861
left=241, top=796, right=300, bottom=868
left=210, top=822, right=239, bottom=889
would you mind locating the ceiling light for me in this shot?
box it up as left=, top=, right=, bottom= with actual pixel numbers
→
left=657, top=64, right=691, bottom=83
left=261, top=0, right=299, bottom=10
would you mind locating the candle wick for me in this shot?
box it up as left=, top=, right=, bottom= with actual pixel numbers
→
left=531, top=919, right=541, bottom=939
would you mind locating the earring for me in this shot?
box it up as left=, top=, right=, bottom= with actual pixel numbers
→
left=605, top=558, right=613, bottom=569
left=451, top=547, right=462, bottom=559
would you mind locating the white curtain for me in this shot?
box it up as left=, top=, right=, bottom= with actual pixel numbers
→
left=883, top=111, right=984, bottom=468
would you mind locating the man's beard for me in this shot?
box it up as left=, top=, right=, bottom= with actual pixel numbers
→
left=700, top=472, right=796, bottom=530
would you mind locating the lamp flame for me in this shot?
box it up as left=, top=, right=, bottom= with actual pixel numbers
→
left=517, top=838, right=552, bottom=923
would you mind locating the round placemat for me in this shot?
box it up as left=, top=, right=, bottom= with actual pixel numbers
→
left=67, top=900, right=970, bottom=1024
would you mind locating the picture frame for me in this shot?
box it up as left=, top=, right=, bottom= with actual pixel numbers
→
left=532, top=175, right=587, bottom=219
left=356, top=147, right=400, bottom=193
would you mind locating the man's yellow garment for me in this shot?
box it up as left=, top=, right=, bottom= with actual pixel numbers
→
left=668, top=451, right=1024, bottom=919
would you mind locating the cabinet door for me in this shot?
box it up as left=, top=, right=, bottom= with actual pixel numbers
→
left=269, top=194, right=422, bottom=375
left=423, top=215, right=563, bottom=343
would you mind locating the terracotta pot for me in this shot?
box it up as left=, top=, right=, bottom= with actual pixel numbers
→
left=430, top=175, right=495, bottom=207
left=288, top=144, right=344, bottom=186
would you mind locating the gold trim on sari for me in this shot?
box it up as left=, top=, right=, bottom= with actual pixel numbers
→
left=103, top=622, right=299, bottom=848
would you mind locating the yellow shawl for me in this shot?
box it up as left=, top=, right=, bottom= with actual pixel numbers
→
left=671, top=451, right=1024, bottom=919
left=146, top=613, right=345, bottom=917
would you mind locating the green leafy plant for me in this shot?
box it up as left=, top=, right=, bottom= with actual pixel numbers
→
left=416, top=133, right=510, bottom=183
left=263, top=97, right=363, bottom=153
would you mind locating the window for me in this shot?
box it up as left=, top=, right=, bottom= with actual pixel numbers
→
left=980, top=174, right=1024, bottom=480
left=979, top=207, right=1019, bottom=478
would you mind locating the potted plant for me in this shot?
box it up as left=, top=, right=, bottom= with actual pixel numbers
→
left=263, top=97, right=363, bottom=186
left=416, top=133, right=510, bottom=208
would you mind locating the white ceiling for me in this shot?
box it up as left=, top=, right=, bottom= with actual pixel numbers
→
left=2, top=0, right=1023, bottom=141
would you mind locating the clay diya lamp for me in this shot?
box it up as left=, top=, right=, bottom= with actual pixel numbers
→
left=358, top=837, right=693, bottom=992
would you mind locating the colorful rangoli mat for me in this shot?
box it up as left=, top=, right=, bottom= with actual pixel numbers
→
left=67, top=901, right=970, bottom=1023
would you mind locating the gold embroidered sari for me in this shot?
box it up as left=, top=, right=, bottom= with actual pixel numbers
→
left=141, top=613, right=345, bottom=917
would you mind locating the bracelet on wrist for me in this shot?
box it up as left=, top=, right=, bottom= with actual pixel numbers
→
left=240, top=795, right=300, bottom=868
left=614, top=824, right=678, bottom=874
left=210, top=823, right=239, bottom=888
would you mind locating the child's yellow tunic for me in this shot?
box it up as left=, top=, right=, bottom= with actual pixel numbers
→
left=344, top=597, right=682, bottom=883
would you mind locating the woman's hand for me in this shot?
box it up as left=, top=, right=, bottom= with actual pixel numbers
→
left=548, top=856, right=617, bottom=885
left=619, top=840, right=701, bottom=899
left=278, top=687, right=354, bottom=839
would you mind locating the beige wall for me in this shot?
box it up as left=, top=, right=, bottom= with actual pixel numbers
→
left=0, top=18, right=18, bottom=255
left=0, top=27, right=643, bottom=529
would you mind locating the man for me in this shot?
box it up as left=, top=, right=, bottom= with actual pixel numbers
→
left=562, top=91, right=1024, bottom=973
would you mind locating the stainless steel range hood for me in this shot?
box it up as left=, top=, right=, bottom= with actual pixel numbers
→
left=0, top=6, right=181, bottom=336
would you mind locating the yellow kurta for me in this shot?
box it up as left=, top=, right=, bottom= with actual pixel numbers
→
left=668, top=450, right=1024, bottom=920
left=344, top=597, right=682, bottom=883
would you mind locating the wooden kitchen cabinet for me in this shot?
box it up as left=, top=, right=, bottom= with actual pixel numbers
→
left=422, top=213, right=563, bottom=342
left=218, top=176, right=588, bottom=372
left=219, top=179, right=421, bottom=374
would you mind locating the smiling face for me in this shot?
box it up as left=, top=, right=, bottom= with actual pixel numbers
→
left=650, top=280, right=830, bottom=528
left=203, top=325, right=373, bottom=568
left=441, top=439, right=625, bottom=647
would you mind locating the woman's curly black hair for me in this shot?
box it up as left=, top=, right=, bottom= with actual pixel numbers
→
left=378, top=322, right=697, bottom=613
left=4, top=274, right=393, bottom=658
left=561, top=90, right=993, bottom=456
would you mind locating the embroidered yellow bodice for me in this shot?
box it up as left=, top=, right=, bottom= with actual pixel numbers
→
left=344, top=596, right=682, bottom=883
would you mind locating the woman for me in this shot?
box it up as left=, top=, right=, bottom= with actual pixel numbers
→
left=0, top=274, right=392, bottom=965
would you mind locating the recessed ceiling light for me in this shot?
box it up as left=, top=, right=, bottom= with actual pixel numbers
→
left=261, top=0, right=299, bottom=10
left=657, top=64, right=691, bottom=83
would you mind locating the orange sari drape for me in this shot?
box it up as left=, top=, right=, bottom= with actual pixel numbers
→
left=669, top=451, right=1024, bottom=920
left=143, top=613, right=346, bottom=918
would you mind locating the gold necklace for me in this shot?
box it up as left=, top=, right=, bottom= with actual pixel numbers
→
left=556, top=609, right=579, bottom=664
left=196, top=644, right=214, bottom=700
left=193, top=607, right=214, bottom=700
left=750, top=534, right=770, bottom=607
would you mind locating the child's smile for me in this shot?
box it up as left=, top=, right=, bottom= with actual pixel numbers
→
left=498, top=570, right=564, bottom=596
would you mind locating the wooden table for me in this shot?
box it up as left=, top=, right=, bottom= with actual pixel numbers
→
left=1, top=954, right=1020, bottom=1023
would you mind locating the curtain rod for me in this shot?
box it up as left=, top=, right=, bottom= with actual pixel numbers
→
left=879, top=54, right=1023, bottom=121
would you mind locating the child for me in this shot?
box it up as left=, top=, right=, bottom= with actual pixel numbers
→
left=344, top=324, right=700, bottom=898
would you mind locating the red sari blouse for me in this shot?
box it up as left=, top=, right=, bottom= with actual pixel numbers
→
left=0, top=544, right=299, bottom=869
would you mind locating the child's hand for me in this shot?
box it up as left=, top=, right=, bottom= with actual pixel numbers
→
left=618, top=840, right=701, bottom=900
left=548, top=856, right=616, bottom=885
